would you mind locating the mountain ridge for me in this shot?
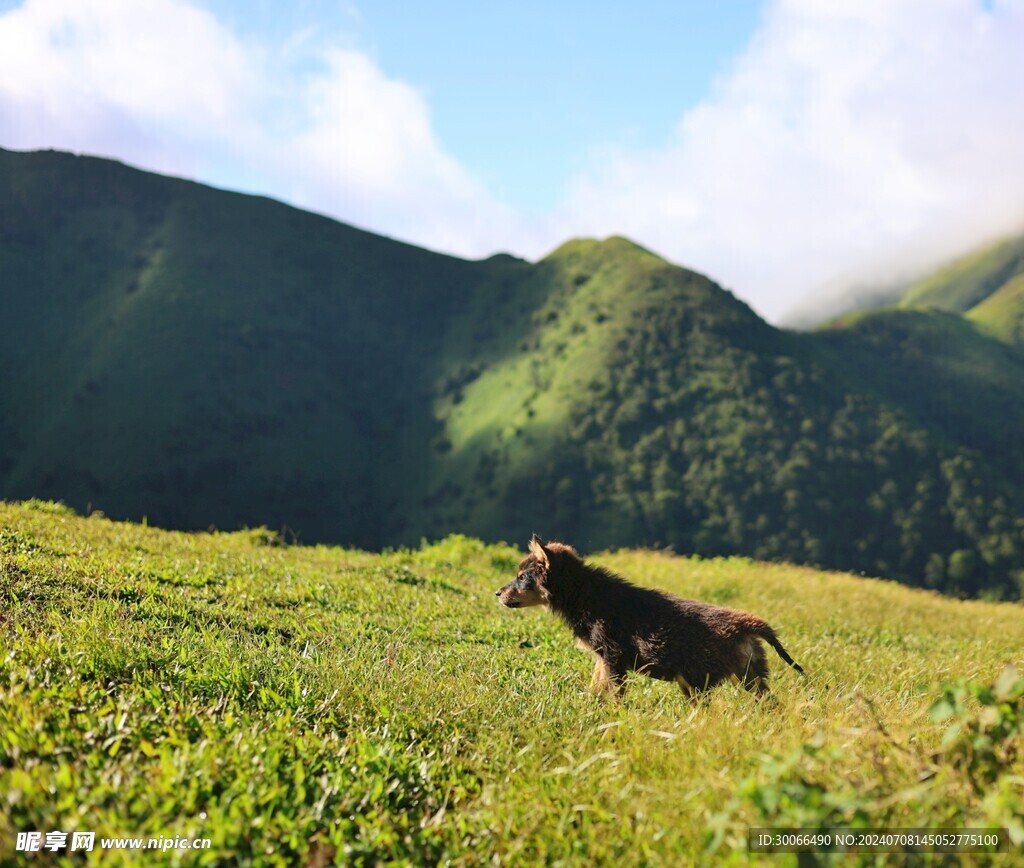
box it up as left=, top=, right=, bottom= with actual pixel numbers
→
left=809, top=231, right=1024, bottom=344
left=2, top=147, right=1022, bottom=597
left=899, top=233, right=1024, bottom=318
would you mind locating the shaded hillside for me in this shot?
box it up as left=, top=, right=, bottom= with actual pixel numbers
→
left=0, top=147, right=524, bottom=545
left=2, top=148, right=1023, bottom=597
left=816, top=309, right=1024, bottom=461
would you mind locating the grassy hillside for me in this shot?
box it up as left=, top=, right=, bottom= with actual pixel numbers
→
left=1, top=501, right=1021, bottom=863
left=3, top=148, right=1024, bottom=599
left=899, top=234, right=1024, bottom=318
left=967, top=274, right=1024, bottom=343
left=799, top=232, right=1024, bottom=341
left=894, top=232, right=1024, bottom=348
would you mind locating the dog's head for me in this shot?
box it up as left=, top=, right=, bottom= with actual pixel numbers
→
left=495, top=534, right=578, bottom=608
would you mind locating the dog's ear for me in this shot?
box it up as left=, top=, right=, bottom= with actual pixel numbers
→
left=528, top=534, right=550, bottom=569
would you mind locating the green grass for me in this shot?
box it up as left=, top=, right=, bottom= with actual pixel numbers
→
left=2, top=501, right=1022, bottom=864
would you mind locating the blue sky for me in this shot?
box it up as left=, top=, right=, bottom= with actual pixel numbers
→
left=342, top=2, right=763, bottom=210
left=198, top=1, right=764, bottom=211
left=1, top=0, right=1023, bottom=321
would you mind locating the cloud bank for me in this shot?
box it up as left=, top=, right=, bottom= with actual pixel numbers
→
left=0, top=0, right=521, bottom=257
left=2, top=0, right=1023, bottom=322
left=557, top=0, right=1024, bottom=321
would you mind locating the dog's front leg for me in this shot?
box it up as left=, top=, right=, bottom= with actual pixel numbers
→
left=590, top=655, right=626, bottom=699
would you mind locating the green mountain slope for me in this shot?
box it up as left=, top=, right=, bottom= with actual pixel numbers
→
left=801, top=231, right=1024, bottom=340
left=2, top=148, right=1023, bottom=598
left=881, top=231, right=1024, bottom=346
left=0, top=147, right=524, bottom=545
left=816, top=309, right=1024, bottom=461
left=420, top=237, right=1024, bottom=596
left=899, top=233, right=1024, bottom=316
left=966, top=273, right=1024, bottom=343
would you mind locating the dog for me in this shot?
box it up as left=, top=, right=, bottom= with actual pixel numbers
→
left=496, top=535, right=804, bottom=698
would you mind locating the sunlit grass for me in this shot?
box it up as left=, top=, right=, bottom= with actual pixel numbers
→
left=2, top=502, right=1021, bottom=863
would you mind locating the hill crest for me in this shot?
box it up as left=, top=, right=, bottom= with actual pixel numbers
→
left=2, top=147, right=1023, bottom=598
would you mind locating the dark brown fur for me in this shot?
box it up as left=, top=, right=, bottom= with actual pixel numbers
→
left=496, top=536, right=804, bottom=699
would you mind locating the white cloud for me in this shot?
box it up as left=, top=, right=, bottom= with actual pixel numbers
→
left=279, top=48, right=517, bottom=255
left=554, top=0, right=1024, bottom=321
left=0, top=0, right=255, bottom=177
left=2, top=0, right=1023, bottom=322
left=0, top=0, right=514, bottom=257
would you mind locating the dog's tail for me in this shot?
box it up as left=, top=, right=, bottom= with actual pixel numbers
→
left=754, top=624, right=804, bottom=674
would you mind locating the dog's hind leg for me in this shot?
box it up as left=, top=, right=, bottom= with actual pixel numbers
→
left=739, top=639, right=770, bottom=696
